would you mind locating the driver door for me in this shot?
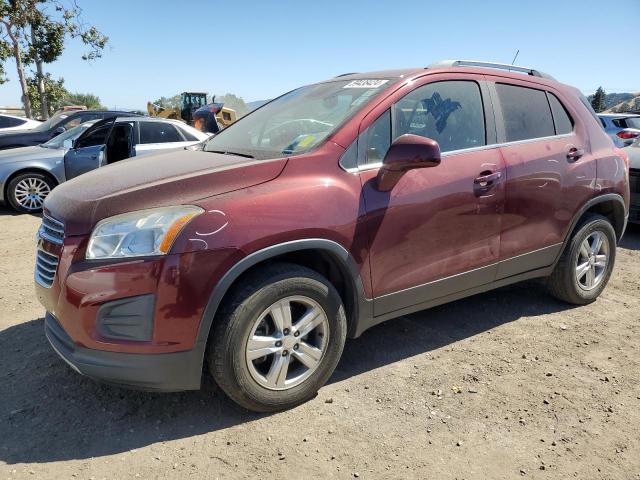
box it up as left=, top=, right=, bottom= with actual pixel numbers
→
left=64, top=118, right=115, bottom=180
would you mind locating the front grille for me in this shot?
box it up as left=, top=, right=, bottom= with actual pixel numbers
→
left=39, top=213, right=65, bottom=245
left=35, top=213, right=64, bottom=288
left=35, top=249, right=59, bottom=288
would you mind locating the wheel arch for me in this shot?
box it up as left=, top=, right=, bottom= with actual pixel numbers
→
left=3, top=167, right=59, bottom=204
left=194, top=239, right=372, bottom=359
left=572, top=194, right=627, bottom=242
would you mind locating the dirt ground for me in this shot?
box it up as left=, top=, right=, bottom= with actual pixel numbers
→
left=1, top=206, right=639, bottom=480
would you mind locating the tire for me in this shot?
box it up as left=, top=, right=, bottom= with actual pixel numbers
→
left=208, top=263, right=347, bottom=412
left=547, top=214, right=616, bottom=304
left=6, top=172, right=55, bottom=213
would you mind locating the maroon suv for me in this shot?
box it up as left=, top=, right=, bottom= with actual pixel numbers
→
left=36, top=60, right=630, bottom=412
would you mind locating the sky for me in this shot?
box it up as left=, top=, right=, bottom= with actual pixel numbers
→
left=1, top=0, right=639, bottom=110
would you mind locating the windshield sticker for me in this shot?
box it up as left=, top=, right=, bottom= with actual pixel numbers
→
left=343, top=79, right=389, bottom=89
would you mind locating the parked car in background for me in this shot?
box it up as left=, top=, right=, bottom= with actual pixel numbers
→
left=0, top=113, right=42, bottom=132
left=598, top=113, right=640, bottom=147
left=627, top=137, right=640, bottom=223
left=0, top=110, right=140, bottom=151
left=1, top=117, right=209, bottom=213
left=37, top=60, right=629, bottom=412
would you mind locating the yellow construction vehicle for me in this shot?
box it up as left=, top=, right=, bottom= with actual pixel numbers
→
left=146, top=92, right=237, bottom=133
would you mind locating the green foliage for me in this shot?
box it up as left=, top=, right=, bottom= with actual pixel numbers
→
left=152, top=94, right=182, bottom=109
left=63, top=92, right=105, bottom=110
left=0, top=39, right=10, bottom=84
left=26, top=73, right=66, bottom=117
left=590, top=86, right=607, bottom=113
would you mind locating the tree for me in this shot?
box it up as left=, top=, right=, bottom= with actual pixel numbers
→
left=0, top=0, right=108, bottom=119
left=216, top=93, right=248, bottom=117
left=591, top=86, right=607, bottom=113
left=0, top=0, right=35, bottom=117
left=63, top=91, right=105, bottom=110
left=0, top=37, right=9, bottom=84
left=152, top=94, right=182, bottom=109
left=26, top=72, right=65, bottom=116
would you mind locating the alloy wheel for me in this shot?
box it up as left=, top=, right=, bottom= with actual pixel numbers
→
left=13, top=177, right=51, bottom=211
left=245, top=295, right=329, bottom=391
left=575, top=231, right=609, bottom=291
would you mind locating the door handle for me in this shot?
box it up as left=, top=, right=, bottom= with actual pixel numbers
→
left=566, top=146, right=584, bottom=161
left=474, top=171, right=502, bottom=188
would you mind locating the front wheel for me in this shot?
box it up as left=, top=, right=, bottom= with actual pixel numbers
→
left=7, top=172, right=55, bottom=213
left=208, top=263, right=347, bottom=412
left=547, top=214, right=617, bottom=304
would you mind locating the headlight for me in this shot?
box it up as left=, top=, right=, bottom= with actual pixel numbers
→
left=86, top=206, right=203, bottom=260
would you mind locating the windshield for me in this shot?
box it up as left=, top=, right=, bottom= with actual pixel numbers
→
left=41, top=121, right=96, bottom=148
left=204, top=79, right=393, bottom=159
left=31, top=111, right=70, bottom=132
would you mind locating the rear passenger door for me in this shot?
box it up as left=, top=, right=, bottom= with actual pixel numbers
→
left=134, top=121, right=193, bottom=157
left=488, top=78, right=596, bottom=278
left=360, top=77, right=506, bottom=316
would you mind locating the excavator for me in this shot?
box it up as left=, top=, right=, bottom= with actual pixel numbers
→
left=146, top=92, right=237, bottom=133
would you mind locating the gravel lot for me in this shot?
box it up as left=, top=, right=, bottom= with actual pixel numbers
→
left=1, top=206, right=639, bottom=480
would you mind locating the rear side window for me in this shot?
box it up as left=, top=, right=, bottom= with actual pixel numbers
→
left=177, top=126, right=199, bottom=142
left=495, top=84, right=554, bottom=142
left=394, top=81, right=486, bottom=152
left=0, top=116, right=26, bottom=128
left=139, top=122, right=183, bottom=144
left=547, top=93, right=574, bottom=135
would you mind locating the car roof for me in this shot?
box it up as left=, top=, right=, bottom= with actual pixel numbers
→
left=327, top=63, right=568, bottom=90
left=113, top=116, right=188, bottom=125
left=0, top=113, right=29, bottom=120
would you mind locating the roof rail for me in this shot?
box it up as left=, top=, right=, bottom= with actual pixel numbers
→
left=334, top=72, right=359, bottom=78
left=427, top=60, right=555, bottom=80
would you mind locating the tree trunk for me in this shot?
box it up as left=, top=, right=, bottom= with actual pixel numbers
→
left=1, top=21, right=32, bottom=119
left=30, top=25, right=48, bottom=119
left=35, top=58, right=48, bottom=119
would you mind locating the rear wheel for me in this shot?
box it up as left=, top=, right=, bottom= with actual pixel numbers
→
left=7, top=172, right=55, bottom=213
left=208, top=263, right=347, bottom=412
left=547, top=214, right=616, bottom=304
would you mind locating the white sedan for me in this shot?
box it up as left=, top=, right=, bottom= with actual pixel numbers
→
left=0, top=113, right=42, bottom=131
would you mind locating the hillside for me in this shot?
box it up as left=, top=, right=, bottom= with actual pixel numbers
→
left=605, top=94, right=640, bottom=114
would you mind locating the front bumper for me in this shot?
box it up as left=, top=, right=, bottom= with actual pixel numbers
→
left=45, top=313, right=203, bottom=391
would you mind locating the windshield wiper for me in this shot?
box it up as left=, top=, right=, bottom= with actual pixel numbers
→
left=208, top=150, right=255, bottom=159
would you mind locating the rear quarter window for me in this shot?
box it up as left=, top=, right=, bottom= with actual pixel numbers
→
left=547, top=93, right=574, bottom=135
left=495, top=83, right=554, bottom=142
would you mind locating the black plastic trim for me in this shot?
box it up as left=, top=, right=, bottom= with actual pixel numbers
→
left=45, top=313, right=201, bottom=391
left=194, top=239, right=373, bottom=363
left=96, top=294, right=155, bottom=342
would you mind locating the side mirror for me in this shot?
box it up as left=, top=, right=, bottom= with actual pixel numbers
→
left=51, top=126, right=66, bottom=137
left=376, top=134, right=441, bottom=191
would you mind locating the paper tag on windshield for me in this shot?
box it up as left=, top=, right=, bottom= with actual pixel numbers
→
left=343, top=79, right=389, bottom=89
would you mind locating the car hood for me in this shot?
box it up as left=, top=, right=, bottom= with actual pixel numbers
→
left=44, top=149, right=288, bottom=235
left=0, top=145, right=62, bottom=163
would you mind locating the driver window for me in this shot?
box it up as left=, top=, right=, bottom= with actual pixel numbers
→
left=75, top=123, right=113, bottom=149
left=393, top=81, right=485, bottom=153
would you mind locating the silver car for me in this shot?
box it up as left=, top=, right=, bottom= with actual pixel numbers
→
left=598, top=113, right=640, bottom=147
left=0, top=117, right=209, bottom=213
